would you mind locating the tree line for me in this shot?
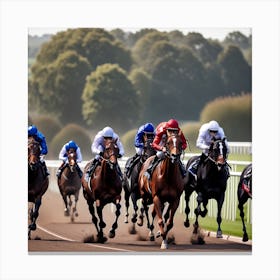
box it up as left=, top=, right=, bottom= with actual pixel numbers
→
left=28, top=28, right=251, bottom=135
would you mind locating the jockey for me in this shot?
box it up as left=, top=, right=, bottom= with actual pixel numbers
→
left=85, top=126, right=124, bottom=182
left=124, top=122, right=155, bottom=178
left=144, top=119, right=187, bottom=179
left=56, top=140, right=83, bottom=179
left=188, top=120, right=230, bottom=179
left=28, top=125, right=49, bottom=176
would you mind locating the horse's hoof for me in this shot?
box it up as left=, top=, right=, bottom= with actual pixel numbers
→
left=99, top=221, right=106, bottom=228
left=184, top=221, right=190, bottom=228
left=216, top=231, right=223, bottom=238
left=129, top=225, right=136, bottom=234
left=242, top=233, right=249, bottom=242
left=137, top=220, right=143, bottom=227
left=149, top=235, right=155, bottom=241
left=108, top=230, right=115, bottom=238
left=124, top=218, right=128, bottom=223
left=75, top=213, right=79, bottom=217
left=160, top=240, right=168, bottom=249
left=29, top=224, right=36, bottom=231
left=64, top=209, right=70, bottom=216
left=156, top=231, right=161, bottom=238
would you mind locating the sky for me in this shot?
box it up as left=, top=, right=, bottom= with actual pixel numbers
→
left=28, top=27, right=251, bottom=41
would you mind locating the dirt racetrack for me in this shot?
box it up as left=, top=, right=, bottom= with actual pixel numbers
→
left=28, top=178, right=252, bottom=253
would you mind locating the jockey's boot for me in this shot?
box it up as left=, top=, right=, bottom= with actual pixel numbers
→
left=188, top=159, right=199, bottom=179
left=56, top=162, right=66, bottom=178
left=179, top=160, right=187, bottom=178
left=41, top=160, right=50, bottom=177
left=76, top=164, right=83, bottom=178
left=85, top=159, right=99, bottom=182
left=124, top=154, right=140, bottom=178
left=144, top=155, right=160, bottom=180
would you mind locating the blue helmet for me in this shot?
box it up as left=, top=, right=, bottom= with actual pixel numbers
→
left=28, top=125, right=38, bottom=136
left=143, top=123, right=154, bottom=134
left=67, top=140, right=77, bottom=151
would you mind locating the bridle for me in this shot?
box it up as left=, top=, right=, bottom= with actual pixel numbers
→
left=102, top=140, right=119, bottom=169
left=164, top=134, right=182, bottom=163
left=207, top=139, right=228, bottom=169
left=28, top=138, right=40, bottom=169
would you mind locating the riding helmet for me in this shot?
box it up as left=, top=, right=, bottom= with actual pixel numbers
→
left=67, top=140, right=77, bottom=150
left=102, top=126, right=114, bottom=138
left=28, top=125, right=38, bottom=136
left=143, top=123, right=155, bottom=134
left=165, top=119, right=179, bottom=130
left=208, top=120, right=219, bottom=131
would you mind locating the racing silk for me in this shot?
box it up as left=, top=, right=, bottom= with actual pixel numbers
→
left=59, top=144, right=82, bottom=163
left=196, top=123, right=229, bottom=155
left=152, top=122, right=187, bottom=151
left=91, top=130, right=125, bottom=156
left=134, top=124, right=155, bottom=148
left=33, top=131, right=48, bottom=155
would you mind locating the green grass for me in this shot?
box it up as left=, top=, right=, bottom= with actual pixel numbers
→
left=186, top=203, right=252, bottom=240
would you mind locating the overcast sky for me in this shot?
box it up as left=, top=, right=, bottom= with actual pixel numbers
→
left=28, top=27, right=251, bottom=41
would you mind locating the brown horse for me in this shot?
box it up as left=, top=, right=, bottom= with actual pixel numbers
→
left=138, top=133, right=185, bottom=249
left=28, top=136, right=49, bottom=239
left=57, top=149, right=82, bottom=222
left=81, top=139, right=122, bottom=243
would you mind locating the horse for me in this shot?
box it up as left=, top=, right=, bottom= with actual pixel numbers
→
left=138, top=133, right=185, bottom=249
left=237, top=163, right=252, bottom=242
left=81, top=138, right=122, bottom=243
left=57, top=149, right=82, bottom=222
left=122, top=135, right=156, bottom=233
left=184, top=137, right=229, bottom=243
left=28, top=136, right=49, bottom=239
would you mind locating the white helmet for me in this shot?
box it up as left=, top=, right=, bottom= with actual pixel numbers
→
left=102, top=126, right=114, bottom=138
left=208, top=120, right=219, bottom=131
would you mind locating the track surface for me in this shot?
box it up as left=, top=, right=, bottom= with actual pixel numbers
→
left=28, top=179, right=252, bottom=253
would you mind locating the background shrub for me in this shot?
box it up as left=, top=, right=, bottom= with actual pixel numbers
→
left=49, top=123, right=92, bottom=160
left=121, top=128, right=137, bottom=157
left=200, top=93, right=252, bottom=141
left=181, top=121, right=201, bottom=153
left=30, top=115, right=62, bottom=144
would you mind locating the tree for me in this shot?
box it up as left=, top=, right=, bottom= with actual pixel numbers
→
left=223, top=31, right=251, bottom=50
left=29, top=50, right=91, bottom=124
left=82, top=64, right=139, bottom=132
left=184, top=32, right=223, bottom=63
left=218, top=45, right=252, bottom=94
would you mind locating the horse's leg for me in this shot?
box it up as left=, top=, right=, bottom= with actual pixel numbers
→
left=85, top=196, right=100, bottom=241
left=148, top=206, right=156, bottom=241
left=216, top=193, right=225, bottom=238
left=184, top=187, right=194, bottom=227
left=193, top=192, right=203, bottom=234
left=165, top=199, right=180, bottom=243
left=137, top=200, right=145, bottom=227
left=109, top=198, right=121, bottom=238
left=73, top=190, right=79, bottom=217
left=63, top=194, right=69, bottom=216
left=29, top=197, right=42, bottom=232
left=131, top=192, right=139, bottom=224
left=95, top=200, right=107, bottom=242
left=123, top=181, right=130, bottom=224
left=153, top=195, right=167, bottom=249
left=238, top=195, right=249, bottom=242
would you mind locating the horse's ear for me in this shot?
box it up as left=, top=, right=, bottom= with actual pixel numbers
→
left=114, top=138, right=118, bottom=143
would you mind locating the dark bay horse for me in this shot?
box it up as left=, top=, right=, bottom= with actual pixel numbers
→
left=138, top=134, right=185, bottom=249
left=57, top=149, right=82, bottom=222
left=237, top=163, right=252, bottom=242
left=184, top=138, right=229, bottom=243
left=81, top=139, right=122, bottom=243
left=28, top=136, right=49, bottom=239
left=123, top=135, right=156, bottom=233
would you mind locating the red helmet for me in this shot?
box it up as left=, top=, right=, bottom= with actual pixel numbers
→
left=165, top=119, right=179, bottom=130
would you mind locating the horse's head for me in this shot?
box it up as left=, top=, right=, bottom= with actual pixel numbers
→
left=28, top=137, right=40, bottom=171
left=67, top=149, right=77, bottom=172
left=208, top=137, right=228, bottom=169
left=165, top=134, right=182, bottom=163
left=103, top=138, right=119, bottom=169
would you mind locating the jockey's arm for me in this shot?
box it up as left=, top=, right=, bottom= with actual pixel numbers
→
left=59, top=145, right=67, bottom=162
left=76, top=147, right=83, bottom=163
